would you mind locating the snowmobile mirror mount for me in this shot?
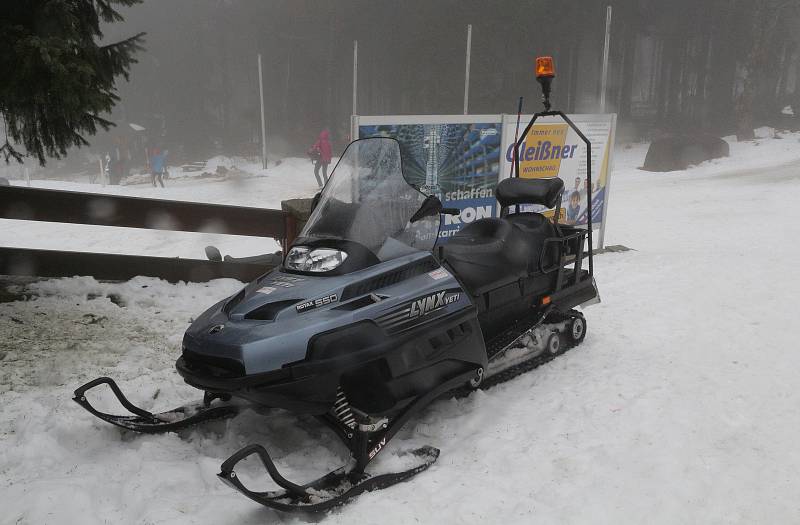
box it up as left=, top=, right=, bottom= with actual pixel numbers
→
left=409, top=194, right=443, bottom=223
left=410, top=195, right=461, bottom=224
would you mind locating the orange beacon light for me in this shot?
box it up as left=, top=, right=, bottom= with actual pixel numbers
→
left=535, top=56, right=555, bottom=110
left=535, top=56, right=555, bottom=79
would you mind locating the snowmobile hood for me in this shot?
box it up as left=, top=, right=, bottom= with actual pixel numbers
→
left=182, top=251, right=469, bottom=376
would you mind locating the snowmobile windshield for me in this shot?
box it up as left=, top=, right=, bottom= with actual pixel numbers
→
left=300, top=138, right=440, bottom=261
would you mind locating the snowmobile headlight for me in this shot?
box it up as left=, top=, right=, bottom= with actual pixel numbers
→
left=285, top=246, right=348, bottom=272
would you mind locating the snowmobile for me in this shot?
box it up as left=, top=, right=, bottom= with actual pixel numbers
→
left=73, top=58, right=600, bottom=512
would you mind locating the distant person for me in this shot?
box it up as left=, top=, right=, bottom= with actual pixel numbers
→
left=150, top=148, right=168, bottom=188
left=309, top=130, right=332, bottom=187
left=106, top=154, right=123, bottom=185
left=566, top=191, right=581, bottom=224
left=102, top=153, right=112, bottom=184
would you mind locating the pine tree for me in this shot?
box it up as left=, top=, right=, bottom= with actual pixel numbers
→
left=0, top=0, right=144, bottom=165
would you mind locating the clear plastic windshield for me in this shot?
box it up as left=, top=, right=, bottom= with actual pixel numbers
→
left=300, top=138, right=440, bottom=261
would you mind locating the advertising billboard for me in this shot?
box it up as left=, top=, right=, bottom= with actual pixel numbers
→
left=500, top=114, right=616, bottom=236
left=355, top=113, right=616, bottom=247
left=358, top=116, right=502, bottom=240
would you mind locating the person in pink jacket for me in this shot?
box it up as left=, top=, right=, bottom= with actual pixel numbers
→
left=309, top=130, right=332, bottom=187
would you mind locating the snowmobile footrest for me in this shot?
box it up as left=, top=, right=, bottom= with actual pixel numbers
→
left=73, top=376, right=240, bottom=433
left=218, top=444, right=440, bottom=512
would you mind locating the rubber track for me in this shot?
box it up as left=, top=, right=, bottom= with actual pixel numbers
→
left=448, top=309, right=582, bottom=399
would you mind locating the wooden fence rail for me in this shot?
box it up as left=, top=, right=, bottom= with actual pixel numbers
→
left=0, top=186, right=296, bottom=282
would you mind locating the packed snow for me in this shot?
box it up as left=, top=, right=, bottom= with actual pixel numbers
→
left=2, top=134, right=800, bottom=524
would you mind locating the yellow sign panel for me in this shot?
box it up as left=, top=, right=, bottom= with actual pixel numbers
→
left=518, top=123, right=571, bottom=179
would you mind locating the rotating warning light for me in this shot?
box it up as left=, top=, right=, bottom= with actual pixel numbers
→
left=535, top=56, right=555, bottom=79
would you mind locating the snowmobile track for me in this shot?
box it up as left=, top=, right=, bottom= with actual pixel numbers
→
left=449, top=309, right=583, bottom=398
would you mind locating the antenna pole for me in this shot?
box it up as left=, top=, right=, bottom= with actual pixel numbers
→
left=509, top=97, right=523, bottom=179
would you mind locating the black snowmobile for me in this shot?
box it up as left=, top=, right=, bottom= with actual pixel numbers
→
left=74, top=70, right=600, bottom=512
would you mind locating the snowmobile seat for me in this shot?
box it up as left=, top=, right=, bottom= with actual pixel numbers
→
left=495, top=177, right=564, bottom=210
left=442, top=218, right=532, bottom=295
left=496, top=177, right=564, bottom=272
left=504, top=212, right=558, bottom=272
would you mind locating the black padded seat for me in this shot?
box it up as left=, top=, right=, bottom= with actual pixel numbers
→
left=442, top=218, right=532, bottom=295
left=505, top=212, right=558, bottom=272
left=443, top=177, right=565, bottom=296
left=495, top=177, right=564, bottom=209
left=505, top=211, right=550, bottom=232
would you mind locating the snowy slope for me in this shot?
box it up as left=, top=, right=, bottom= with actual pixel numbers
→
left=2, top=137, right=800, bottom=524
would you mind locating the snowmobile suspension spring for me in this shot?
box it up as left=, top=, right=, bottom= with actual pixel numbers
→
left=333, top=387, right=356, bottom=429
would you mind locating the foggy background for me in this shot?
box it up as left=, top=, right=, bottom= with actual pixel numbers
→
left=26, top=0, right=800, bottom=170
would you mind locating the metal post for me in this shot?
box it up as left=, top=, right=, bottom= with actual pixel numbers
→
left=258, top=54, right=268, bottom=169
left=463, top=24, right=472, bottom=115
left=599, top=6, right=612, bottom=113
left=352, top=40, right=358, bottom=117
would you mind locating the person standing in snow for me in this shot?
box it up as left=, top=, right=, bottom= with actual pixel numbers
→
left=150, top=147, right=168, bottom=188
left=309, top=130, right=332, bottom=187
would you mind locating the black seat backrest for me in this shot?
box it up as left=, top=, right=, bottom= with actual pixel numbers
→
left=495, top=177, right=564, bottom=209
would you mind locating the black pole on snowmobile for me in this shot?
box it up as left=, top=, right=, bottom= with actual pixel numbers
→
left=510, top=97, right=523, bottom=180
left=510, top=96, right=524, bottom=214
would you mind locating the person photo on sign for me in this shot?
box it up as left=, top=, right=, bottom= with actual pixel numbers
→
left=566, top=190, right=581, bottom=225
left=564, top=176, right=582, bottom=206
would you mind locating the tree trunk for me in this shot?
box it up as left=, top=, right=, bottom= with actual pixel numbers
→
left=735, top=0, right=783, bottom=141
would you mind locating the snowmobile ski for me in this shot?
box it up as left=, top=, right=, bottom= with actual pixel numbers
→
left=73, top=377, right=241, bottom=433
left=217, top=369, right=473, bottom=512
left=219, top=443, right=438, bottom=512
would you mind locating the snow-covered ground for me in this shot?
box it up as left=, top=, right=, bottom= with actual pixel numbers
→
left=2, top=134, right=800, bottom=524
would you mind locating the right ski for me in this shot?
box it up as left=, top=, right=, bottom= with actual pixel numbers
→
left=218, top=444, right=439, bottom=512
left=73, top=377, right=241, bottom=433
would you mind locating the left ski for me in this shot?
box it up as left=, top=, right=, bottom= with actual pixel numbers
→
left=73, top=377, right=241, bottom=433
